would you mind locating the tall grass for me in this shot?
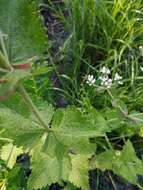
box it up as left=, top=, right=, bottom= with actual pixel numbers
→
left=41, top=0, right=143, bottom=106
left=65, top=0, right=143, bottom=67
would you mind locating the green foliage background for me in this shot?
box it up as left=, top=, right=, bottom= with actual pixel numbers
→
left=1, top=0, right=143, bottom=190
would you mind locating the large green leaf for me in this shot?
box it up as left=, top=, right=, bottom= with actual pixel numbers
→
left=53, top=107, right=108, bottom=137
left=28, top=132, right=91, bottom=190
left=28, top=143, right=71, bottom=190
left=28, top=106, right=104, bottom=190
left=0, top=108, right=45, bottom=149
left=92, top=140, right=143, bottom=184
left=0, top=98, right=54, bottom=149
left=0, top=0, right=46, bottom=64
left=52, top=107, right=106, bottom=155
left=0, top=105, right=109, bottom=189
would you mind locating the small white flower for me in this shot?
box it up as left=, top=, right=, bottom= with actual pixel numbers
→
left=86, top=75, right=96, bottom=86
left=104, top=78, right=112, bottom=88
left=87, top=75, right=94, bottom=82
left=108, top=78, right=112, bottom=83
left=99, top=76, right=108, bottom=82
left=114, top=73, right=122, bottom=81
left=140, top=66, right=143, bottom=72
left=114, top=73, right=123, bottom=85
left=100, top=66, right=110, bottom=75
left=100, top=78, right=112, bottom=88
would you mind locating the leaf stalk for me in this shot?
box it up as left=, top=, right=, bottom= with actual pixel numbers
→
left=19, top=86, right=51, bottom=132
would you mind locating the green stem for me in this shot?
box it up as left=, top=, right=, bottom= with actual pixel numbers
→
left=104, top=134, right=113, bottom=150
left=107, top=89, right=128, bottom=118
left=19, top=86, right=51, bottom=132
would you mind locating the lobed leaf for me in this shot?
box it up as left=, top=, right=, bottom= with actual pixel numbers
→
left=52, top=107, right=106, bottom=155
left=0, top=108, right=45, bottom=149
left=28, top=143, right=71, bottom=190
left=92, top=140, right=143, bottom=184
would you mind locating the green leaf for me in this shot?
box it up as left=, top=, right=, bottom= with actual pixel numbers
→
left=104, top=109, right=124, bottom=130
left=69, top=154, right=90, bottom=190
left=0, top=108, right=45, bottom=149
left=52, top=107, right=105, bottom=155
left=0, top=0, right=46, bottom=64
left=43, top=132, right=71, bottom=182
left=28, top=143, right=71, bottom=190
left=1, top=143, right=23, bottom=169
left=92, top=140, right=143, bottom=184
left=87, top=108, right=109, bottom=133
left=53, top=107, right=107, bottom=137
left=0, top=92, right=30, bottom=117
left=31, top=102, right=54, bottom=126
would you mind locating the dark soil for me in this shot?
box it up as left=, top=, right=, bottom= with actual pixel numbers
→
left=40, top=0, right=70, bottom=107
left=40, top=1, right=140, bottom=190
left=89, top=170, right=139, bottom=190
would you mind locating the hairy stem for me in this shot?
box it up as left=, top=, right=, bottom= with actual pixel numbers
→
left=19, top=86, right=51, bottom=132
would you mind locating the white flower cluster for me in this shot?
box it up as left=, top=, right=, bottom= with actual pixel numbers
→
left=86, top=66, right=123, bottom=88
left=99, top=66, right=123, bottom=88
left=99, top=66, right=112, bottom=88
